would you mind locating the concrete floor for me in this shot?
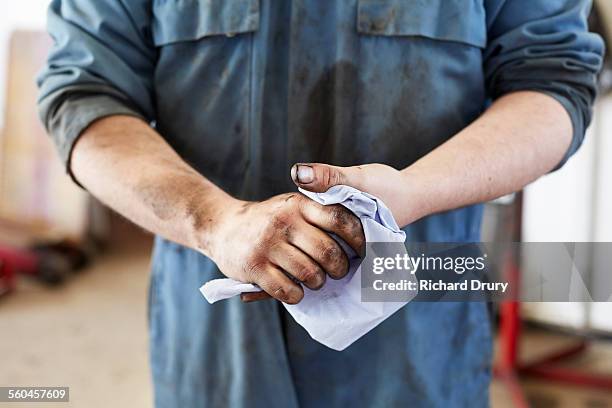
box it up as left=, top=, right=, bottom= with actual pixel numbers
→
left=0, top=232, right=153, bottom=408
left=1, top=232, right=611, bottom=407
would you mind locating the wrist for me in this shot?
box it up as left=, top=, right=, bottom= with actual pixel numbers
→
left=187, top=190, right=246, bottom=258
left=397, top=168, right=432, bottom=226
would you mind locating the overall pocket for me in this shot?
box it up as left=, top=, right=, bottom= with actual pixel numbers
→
left=151, top=0, right=260, bottom=189
left=351, top=0, right=488, bottom=169
left=357, top=0, right=486, bottom=48
left=152, top=0, right=260, bottom=45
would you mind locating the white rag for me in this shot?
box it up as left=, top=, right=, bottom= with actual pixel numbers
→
left=199, top=185, right=417, bottom=350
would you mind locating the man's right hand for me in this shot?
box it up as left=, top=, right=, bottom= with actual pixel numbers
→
left=206, top=193, right=365, bottom=304
left=69, top=117, right=364, bottom=305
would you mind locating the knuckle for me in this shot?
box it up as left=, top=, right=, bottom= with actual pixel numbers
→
left=318, top=243, right=348, bottom=278
left=295, top=194, right=311, bottom=214
left=322, top=167, right=332, bottom=187
left=272, top=286, right=288, bottom=301
left=302, top=267, right=319, bottom=282
left=281, top=193, right=298, bottom=203
left=320, top=243, right=342, bottom=264
left=321, top=166, right=342, bottom=188
left=330, top=168, right=343, bottom=186
left=329, top=205, right=350, bottom=229
left=244, top=261, right=266, bottom=281
left=268, top=214, right=293, bottom=239
left=298, top=265, right=324, bottom=285
left=325, top=206, right=364, bottom=250
left=270, top=214, right=289, bottom=230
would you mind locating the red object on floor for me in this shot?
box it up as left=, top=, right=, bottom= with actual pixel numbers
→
left=494, top=192, right=612, bottom=406
left=0, top=245, right=39, bottom=296
left=519, top=341, right=612, bottom=389
left=0, top=257, right=16, bottom=296
left=497, top=300, right=612, bottom=400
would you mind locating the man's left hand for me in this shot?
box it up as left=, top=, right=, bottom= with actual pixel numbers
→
left=291, top=163, right=410, bottom=226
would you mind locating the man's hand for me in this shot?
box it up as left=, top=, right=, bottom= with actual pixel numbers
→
left=207, top=193, right=365, bottom=304
left=71, top=117, right=365, bottom=305
left=291, top=163, right=410, bottom=225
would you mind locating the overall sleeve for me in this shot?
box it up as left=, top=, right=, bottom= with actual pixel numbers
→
left=37, top=0, right=156, bottom=171
left=484, top=0, right=605, bottom=169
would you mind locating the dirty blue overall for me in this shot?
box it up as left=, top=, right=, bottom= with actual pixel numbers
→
left=38, top=0, right=603, bottom=406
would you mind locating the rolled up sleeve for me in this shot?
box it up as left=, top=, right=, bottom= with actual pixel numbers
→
left=37, top=0, right=156, bottom=171
left=484, top=0, right=605, bottom=169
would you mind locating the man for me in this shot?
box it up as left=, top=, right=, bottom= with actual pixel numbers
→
left=38, top=0, right=603, bottom=406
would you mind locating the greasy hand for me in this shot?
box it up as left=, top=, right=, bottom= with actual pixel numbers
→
left=208, top=193, right=365, bottom=304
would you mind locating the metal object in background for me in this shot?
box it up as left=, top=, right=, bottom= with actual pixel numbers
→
left=0, top=241, right=89, bottom=297
left=0, top=256, right=16, bottom=296
left=493, top=193, right=612, bottom=408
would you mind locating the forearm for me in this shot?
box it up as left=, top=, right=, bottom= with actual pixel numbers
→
left=71, top=115, right=238, bottom=254
left=291, top=91, right=574, bottom=228
left=396, top=91, right=572, bottom=225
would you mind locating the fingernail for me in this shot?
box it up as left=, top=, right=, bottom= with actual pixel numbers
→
left=296, top=165, right=314, bottom=184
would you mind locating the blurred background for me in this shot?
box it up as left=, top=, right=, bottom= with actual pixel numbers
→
left=0, top=1, right=611, bottom=407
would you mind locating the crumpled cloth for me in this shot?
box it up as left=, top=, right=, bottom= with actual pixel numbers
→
left=199, top=185, right=417, bottom=350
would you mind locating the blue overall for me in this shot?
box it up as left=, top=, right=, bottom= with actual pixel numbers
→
left=38, top=0, right=603, bottom=406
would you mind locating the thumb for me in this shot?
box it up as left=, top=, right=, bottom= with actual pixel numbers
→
left=290, top=163, right=360, bottom=193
